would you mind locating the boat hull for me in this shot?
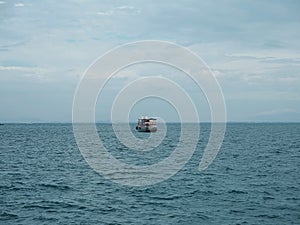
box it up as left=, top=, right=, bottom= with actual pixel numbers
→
left=136, top=126, right=157, bottom=132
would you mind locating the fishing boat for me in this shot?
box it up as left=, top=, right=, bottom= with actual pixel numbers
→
left=135, top=116, right=157, bottom=132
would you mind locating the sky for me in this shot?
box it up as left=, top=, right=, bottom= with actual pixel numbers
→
left=0, top=0, right=300, bottom=122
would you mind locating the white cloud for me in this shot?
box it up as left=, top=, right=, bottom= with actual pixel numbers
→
left=97, top=10, right=113, bottom=16
left=14, top=3, right=25, bottom=7
left=112, top=69, right=139, bottom=79
left=277, top=77, right=299, bottom=83
left=0, top=66, right=45, bottom=73
left=226, top=52, right=300, bottom=63
left=0, top=66, right=53, bottom=84
left=96, top=5, right=140, bottom=16
left=211, top=70, right=222, bottom=77
left=256, top=108, right=297, bottom=116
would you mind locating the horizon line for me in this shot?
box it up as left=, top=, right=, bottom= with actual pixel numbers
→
left=1, top=121, right=300, bottom=124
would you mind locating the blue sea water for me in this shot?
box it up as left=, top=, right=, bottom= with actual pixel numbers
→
left=0, top=123, right=299, bottom=224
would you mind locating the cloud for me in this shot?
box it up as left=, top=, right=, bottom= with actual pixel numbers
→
left=97, top=10, right=113, bottom=16
left=97, top=5, right=140, bottom=16
left=0, top=41, right=28, bottom=51
left=0, top=65, right=45, bottom=73
left=0, top=65, right=53, bottom=83
left=14, top=3, right=24, bottom=7
left=112, top=69, right=139, bottom=80
left=226, top=52, right=300, bottom=64
left=255, top=108, right=297, bottom=116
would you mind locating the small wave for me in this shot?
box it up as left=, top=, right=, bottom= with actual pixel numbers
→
left=38, top=183, right=73, bottom=191
left=150, top=194, right=182, bottom=201
left=286, top=197, right=300, bottom=201
left=23, top=200, right=80, bottom=210
left=229, top=209, right=245, bottom=214
left=99, top=206, right=118, bottom=213
left=194, top=213, right=210, bottom=220
left=33, top=215, right=59, bottom=222
left=0, top=184, right=13, bottom=189
left=263, top=196, right=275, bottom=200
left=23, top=203, right=52, bottom=209
left=225, top=166, right=234, bottom=171
left=0, top=211, right=18, bottom=220
left=0, top=183, right=34, bottom=192
left=188, top=189, right=221, bottom=196
left=287, top=185, right=299, bottom=191
left=254, top=214, right=280, bottom=219
left=228, top=189, right=248, bottom=194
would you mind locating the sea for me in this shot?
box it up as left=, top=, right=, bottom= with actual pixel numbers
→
left=1, top=123, right=299, bottom=224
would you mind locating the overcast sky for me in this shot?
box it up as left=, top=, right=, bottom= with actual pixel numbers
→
left=0, top=0, right=300, bottom=122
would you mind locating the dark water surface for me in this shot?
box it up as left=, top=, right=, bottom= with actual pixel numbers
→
left=1, top=123, right=299, bottom=224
